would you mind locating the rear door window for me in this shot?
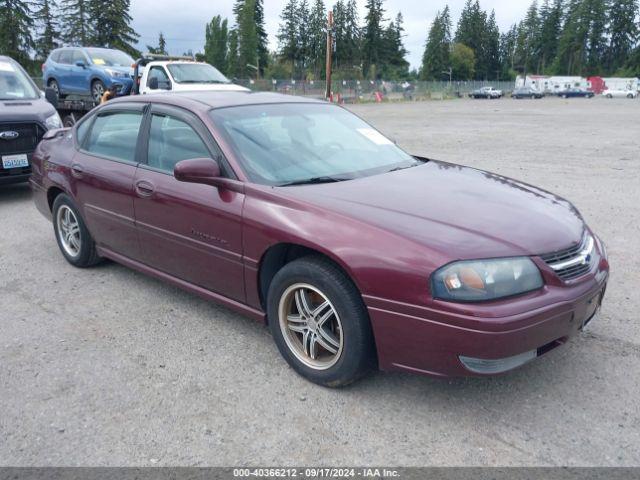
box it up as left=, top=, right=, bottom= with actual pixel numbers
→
left=84, top=112, right=143, bottom=163
left=58, top=50, right=72, bottom=65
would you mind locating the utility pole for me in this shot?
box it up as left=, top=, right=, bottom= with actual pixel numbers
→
left=325, top=10, right=333, bottom=100
left=442, top=67, right=452, bottom=89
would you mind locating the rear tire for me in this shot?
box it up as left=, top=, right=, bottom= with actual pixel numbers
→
left=52, top=194, right=102, bottom=268
left=267, top=256, right=376, bottom=387
left=47, top=79, right=64, bottom=99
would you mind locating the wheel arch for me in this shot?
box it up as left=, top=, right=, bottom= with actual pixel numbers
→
left=47, top=186, right=66, bottom=212
left=256, top=242, right=362, bottom=317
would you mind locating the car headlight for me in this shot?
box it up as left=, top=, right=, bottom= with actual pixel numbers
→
left=45, top=112, right=63, bottom=130
left=105, top=68, right=125, bottom=78
left=431, top=257, right=543, bottom=302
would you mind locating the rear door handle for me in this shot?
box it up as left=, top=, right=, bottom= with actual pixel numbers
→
left=70, top=163, right=84, bottom=178
left=135, top=180, right=155, bottom=197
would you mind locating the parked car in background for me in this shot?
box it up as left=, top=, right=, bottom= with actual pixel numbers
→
left=31, top=91, right=609, bottom=387
left=602, top=88, right=637, bottom=99
left=43, top=47, right=135, bottom=103
left=470, top=86, right=503, bottom=99
left=134, top=57, right=249, bottom=95
left=511, top=87, right=544, bottom=99
left=0, top=55, right=61, bottom=185
left=558, top=88, right=595, bottom=98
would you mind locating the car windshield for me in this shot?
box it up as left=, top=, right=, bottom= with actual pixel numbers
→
left=167, top=63, right=230, bottom=84
left=210, top=103, right=420, bottom=186
left=0, top=59, right=39, bottom=100
left=86, top=48, right=134, bottom=67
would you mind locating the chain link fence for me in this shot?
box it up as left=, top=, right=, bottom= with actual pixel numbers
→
left=235, top=79, right=517, bottom=102
left=32, top=76, right=516, bottom=102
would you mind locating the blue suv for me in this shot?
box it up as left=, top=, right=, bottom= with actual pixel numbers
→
left=43, top=47, right=135, bottom=103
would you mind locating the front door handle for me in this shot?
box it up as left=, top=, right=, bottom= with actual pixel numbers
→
left=135, top=180, right=155, bottom=197
left=70, top=163, right=84, bottom=178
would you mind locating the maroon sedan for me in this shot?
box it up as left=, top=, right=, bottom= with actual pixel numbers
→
left=30, top=92, right=609, bottom=386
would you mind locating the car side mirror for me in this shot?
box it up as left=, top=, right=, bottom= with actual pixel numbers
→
left=75, top=60, right=86, bottom=68
left=148, top=77, right=159, bottom=90
left=174, top=158, right=223, bottom=187
left=44, top=87, right=58, bottom=108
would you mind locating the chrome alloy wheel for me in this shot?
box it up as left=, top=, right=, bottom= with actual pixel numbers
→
left=278, top=283, right=344, bottom=370
left=92, top=82, right=105, bottom=103
left=56, top=205, right=81, bottom=257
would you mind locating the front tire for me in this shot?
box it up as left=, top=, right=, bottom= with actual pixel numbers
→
left=52, top=194, right=101, bottom=268
left=267, top=256, right=376, bottom=387
left=91, top=80, right=106, bottom=104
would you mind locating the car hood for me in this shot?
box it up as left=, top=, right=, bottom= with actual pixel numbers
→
left=172, top=83, right=250, bottom=92
left=101, top=65, right=133, bottom=75
left=0, top=97, right=57, bottom=124
left=280, top=161, right=585, bottom=260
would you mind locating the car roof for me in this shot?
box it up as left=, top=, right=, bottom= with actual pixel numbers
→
left=109, top=91, right=326, bottom=111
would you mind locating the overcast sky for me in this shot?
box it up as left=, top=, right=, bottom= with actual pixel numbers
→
left=130, top=0, right=533, bottom=70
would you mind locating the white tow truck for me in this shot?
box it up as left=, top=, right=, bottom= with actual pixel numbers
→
left=132, top=54, right=249, bottom=95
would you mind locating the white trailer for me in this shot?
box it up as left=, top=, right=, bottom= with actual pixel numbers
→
left=516, top=75, right=588, bottom=94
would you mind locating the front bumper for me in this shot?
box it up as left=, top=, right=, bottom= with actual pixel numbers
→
left=365, top=272, right=608, bottom=377
left=0, top=171, right=31, bottom=185
left=106, top=77, right=133, bottom=95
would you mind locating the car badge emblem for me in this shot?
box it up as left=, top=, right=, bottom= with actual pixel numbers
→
left=0, top=131, right=19, bottom=140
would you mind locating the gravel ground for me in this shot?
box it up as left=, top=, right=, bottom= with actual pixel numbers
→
left=1, top=97, right=639, bottom=467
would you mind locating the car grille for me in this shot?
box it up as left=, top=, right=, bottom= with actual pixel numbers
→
left=0, top=122, right=45, bottom=178
left=0, top=122, right=45, bottom=155
left=540, top=233, right=595, bottom=281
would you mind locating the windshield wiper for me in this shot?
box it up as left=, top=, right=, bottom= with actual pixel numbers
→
left=278, top=176, right=350, bottom=187
left=386, top=160, right=426, bottom=173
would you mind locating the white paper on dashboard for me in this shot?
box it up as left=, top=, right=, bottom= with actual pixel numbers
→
left=0, top=62, right=15, bottom=72
left=356, top=128, right=393, bottom=145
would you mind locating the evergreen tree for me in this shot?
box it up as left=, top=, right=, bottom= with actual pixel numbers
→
left=553, top=0, right=598, bottom=75
left=454, top=0, right=487, bottom=78
left=607, top=0, right=638, bottom=72
left=298, top=0, right=311, bottom=74
left=344, top=0, right=361, bottom=70
left=90, top=0, right=140, bottom=57
left=585, top=0, right=608, bottom=73
left=537, top=0, right=563, bottom=73
left=484, top=10, right=501, bottom=79
left=499, top=24, right=518, bottom=79
left=158, top=33, right=167, bottom=55
left=235, top=0, right=260, bottom=77
left=519, top=1, right=541, bottom=74
left=278, top=0, right=299, bottom=74
left=362, top=0, right=385, bottom=78
left=332, top=0, right=346, bottom=69
left=255, top=0, right=269, bottom=75
left=0, top=0, right=33, bottom=65
left=308, top=0, right=326, bottom=78
left=380, top=12, right=409, bottom=79
left=420, top=7, right=452, bottom=80
left=60, top=0, right=91, bottom=45
left=147, top=32, right=168, bottom=55
left=205, top=16, right=228, bottom=72
left=235, top=0, right=268, bottom=75
left=33, top=0, right=59, bottom=60
left=227, top=29, right=240, bottom=78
